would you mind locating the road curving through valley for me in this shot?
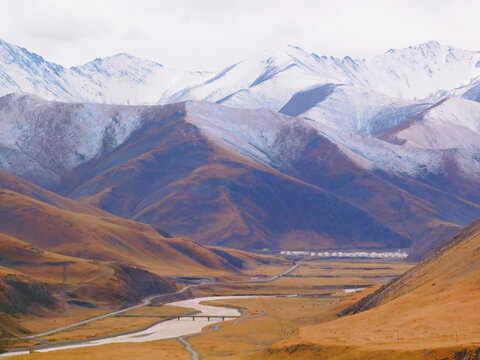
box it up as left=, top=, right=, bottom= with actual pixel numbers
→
left=0, top=263, right=299, bottom=358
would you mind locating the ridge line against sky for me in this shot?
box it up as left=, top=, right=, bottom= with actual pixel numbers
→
left=1, top=0, right=480, bottom=71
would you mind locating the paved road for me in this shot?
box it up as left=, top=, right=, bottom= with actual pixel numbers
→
left=21, top=283, right=195, bottom=340
left=178, top=335, right=200, bottom=360
left=19, top=262, right=299, bottom=341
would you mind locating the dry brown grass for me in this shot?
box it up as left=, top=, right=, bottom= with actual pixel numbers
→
left=0, top=189, right=241, bottom=278
left=196, top=260, right=413, bottom=297
left=10, top=340, right=186, bottom=360
left=258, top=344, right=480, bottom=360
left=188, top=296, right=344, bottom=359
left=11, top=304, right=195, bottom=349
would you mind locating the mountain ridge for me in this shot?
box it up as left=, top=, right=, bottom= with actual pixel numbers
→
left=1, top=39, right=480, bottom=107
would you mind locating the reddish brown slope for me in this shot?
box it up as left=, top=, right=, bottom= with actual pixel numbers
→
left=0, top=189, right=236, bottom=275
left=0, top=170, right=108, bottom=217
left=0, top=174, right=246, bottom=336
left=0, top=170, right=240, bottom=278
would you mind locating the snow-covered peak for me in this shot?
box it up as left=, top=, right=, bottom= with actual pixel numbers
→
left=383, top=97, right=480, bottom=151
left=72, top=53, right=163, bottom=79
left=0, top=39, right=75, bottom=101
left=259, top=44, right=323, bottom=72
left=65, top=52, right=211, bottom=105
left=1, top=38, right=480, bottom=114
left=166, top=44, right=342, bottom=108
left=302, top=41, right=480, bottom=100
left=166, top=41, right=480, bottom=113
left=366, top=41, right=480, bottom=99
left=384, top=40, right=443, bottom=54
left=0, top=39, right=63, bottom=72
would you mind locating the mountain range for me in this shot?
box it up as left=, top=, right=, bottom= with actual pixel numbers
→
left=1, top=39, right=480, bottom=106
left=1, top=39, right=480, bottom=257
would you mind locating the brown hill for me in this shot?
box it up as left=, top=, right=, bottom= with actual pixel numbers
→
left=0, top=170, right=238, bottom=275
left=0, top=230, right=176, bottom=340
left=0, top=172, right=248, bottom=337
left=0, top=189, right=233, bottom=272
left=268, top=217, right=480, bottom=359
left=0, top=170, right=107, bottom=217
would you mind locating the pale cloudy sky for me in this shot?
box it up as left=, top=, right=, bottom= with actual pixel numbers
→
left=1, top=0, right=479, bottom=71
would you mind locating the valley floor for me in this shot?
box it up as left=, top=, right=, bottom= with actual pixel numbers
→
left=1, top=258, right=413, bottom=359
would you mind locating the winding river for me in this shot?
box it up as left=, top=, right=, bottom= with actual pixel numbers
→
left=0, top=296, right=259, bottom=358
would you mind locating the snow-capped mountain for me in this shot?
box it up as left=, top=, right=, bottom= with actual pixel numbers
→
left=382, top=97, right=480, bottom=151
left=0, top=39, right=76, bottom=101
left=0, top=39, right=211, bottom=104
left=0, top=93, right=154, bottom=187
left=1, top=39, right=480, bottom=108
left=67, top=53, right=210, bottom=105
left=2, top=39, right=480, bottom=254
left=2, top=38, right=480, bottom=145
left=2, top=38, right=480, bottom=185
left=173, top=41, right=480, bottom=104
left=318, top=40, right=480, bottom=100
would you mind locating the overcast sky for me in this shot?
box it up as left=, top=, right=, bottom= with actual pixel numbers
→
left=1, top=0, right=479, bottom=71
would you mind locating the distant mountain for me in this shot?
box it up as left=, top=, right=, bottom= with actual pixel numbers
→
left=1, top=38, right=480, bottom=109
left=1, top=39, right=480, bottom=144
left=0, top=38, right=210, bottom=105
left=0, top=94, right=478, bottom=254
left=172, top=41, right=480, bottom=105
left=2, top=39, right=480, bottom=256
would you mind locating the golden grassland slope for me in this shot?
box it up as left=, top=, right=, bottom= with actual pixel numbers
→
left=267, top=218, right=480, bottom=359
left=8, top=340, right=186, bottom=360
left=0, top=170, right=243, bottom=276
left=0, top=230, right=176, bottom=335
left=0, top=188, right=237, bottom=275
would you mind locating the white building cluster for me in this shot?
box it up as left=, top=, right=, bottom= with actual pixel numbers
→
left=279, top=250, right=408, bottom=259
